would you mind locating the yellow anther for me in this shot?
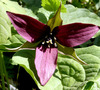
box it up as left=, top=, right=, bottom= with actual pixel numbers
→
left=42, top=41, right=45, bottom=44
left=46, top=41, right=49, bottom=43
left=54, top=43, right=57, bottom=47
left=54, top=37, right=57, bottom=40
left=49, top=39, right=53, bottom=44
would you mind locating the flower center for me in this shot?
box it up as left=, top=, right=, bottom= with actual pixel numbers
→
left=41, top=33, right=57, bottom=48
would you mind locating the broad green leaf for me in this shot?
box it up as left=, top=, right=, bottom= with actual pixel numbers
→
left=0, top=0, right=25, bottom=45
left=12, top=50, right=62, bottom=90
left=7, top=33, right=26, bottom=45
left=0, top=6, right=11, bottom=44
left=0, top=0, right=26, bottom=14
left=0, top=6, right=10, bottom=24
left=57, top=45, right=100, bottom=89
left=0, top=0, right=38, bottom=18
left=21, top=0, right=41, bottom=13
left=22, top=0, right=41, bottom=6
left=0, top=27, right=26, bottom=51
left=11, top=46, right=100, bottom=89
left=41, top=0, right=66, bottom=12
left=6, top=27, right=26, bottom=45
left=61, top=5, right=100, bottom=26
left=57, top=56, right=85, bottom=90
left=76, top=46, right=100, bottom=89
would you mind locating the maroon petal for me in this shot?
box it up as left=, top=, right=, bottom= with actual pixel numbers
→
left=54, top=23, right=99, bottom=47
left=6, top=11, right=49, bottom=43
left=35, top=46, right=58, bottom=85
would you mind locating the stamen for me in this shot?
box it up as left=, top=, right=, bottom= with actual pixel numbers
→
left=42, top=32, right=57, bottom=48
left=49, top=39, right=53, bottom=44
left=50, top=33, right=52, bottom=35
left=54, top=37, right=57, bottom=40
left=42, top=41, right=45, bottom=45
left=54, top=43, right=57, bottom=47
left=46, top=41, right=49, bottom=43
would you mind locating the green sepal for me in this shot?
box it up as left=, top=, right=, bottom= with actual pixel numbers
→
left=56, top=42, right=87, bottom=65
left=21, top=41, right=41, bottom=48
left=3, top=41, right=41, bottom=52
left=47, top=4, right=62, bottom=31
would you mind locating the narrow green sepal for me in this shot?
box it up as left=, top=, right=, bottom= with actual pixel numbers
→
left=4, top=41, right=41, bottom=52
left=47, top=4, right=63, bottom=31
left=21, top=41, right=41, bottom=48
left=56, top=42, right=87, bottom=65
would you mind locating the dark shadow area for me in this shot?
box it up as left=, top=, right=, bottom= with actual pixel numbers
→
left=3, top=51, right=40, bottom=90
left=3, top=52, right=17, bottom=79
left=13, top=49, right=41, bottom=88
left=18, top=67, right=39, bottom=90
left=94, top=35, right=100, bottom=46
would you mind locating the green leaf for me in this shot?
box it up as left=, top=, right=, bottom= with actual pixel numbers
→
left=61, top=0, right=67, bottom=4
left=57, top=45, right=100, bottom=89
left=94, top=35, right=100, bottom=46
left=0, top=6, right=11, bottom=44
left=22, top=0, right=41, bottom=13
left=77, top=46, right=100, bottom=89
left=83, top=81, right=95, bottom=90
left=37, top=8, right=52, bottom=24
left=24, top=8, right=38, bottom=19
left=12, top=50, right=62, bottom=90
left=61, top=5, right=100, bottom=26
left=57, top=56, right=85, bottom=90
left=0, top=0, right=38, bottom=18
left=0, top=0, right=26, bottom=45
left=95, top=0, right=100, bottom=9
left=11, top=45, right=100, bottom=90
left=0, top=27, right=26, bottom=51
left=41, top=0, right=66, bottom=12
left=6, top=27, right=26, bottom=45
left=22, top=0, right=41, bottom=6
left=0, top=0, right=26, bottom=14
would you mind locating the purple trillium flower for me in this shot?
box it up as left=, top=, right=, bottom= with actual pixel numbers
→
left=6, top=6, right=100, bottom=85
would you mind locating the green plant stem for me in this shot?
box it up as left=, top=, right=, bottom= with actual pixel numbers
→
left=2, top=56, right=10, bottom=90
left=0, top=51, right=5, bottom=90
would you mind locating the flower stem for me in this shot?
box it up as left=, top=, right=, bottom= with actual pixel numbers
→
left=0, top=51, right=5, bottom=90
left=2, top=55, right=10, bottom=90
left=0, top=51, right=10, bottom=90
